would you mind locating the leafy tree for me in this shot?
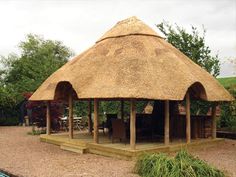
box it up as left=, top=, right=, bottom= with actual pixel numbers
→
left=0, top=34, right=73, bottom=124
left=0, top=34, right=73, bottom=103
left=156, top=22, right=221, bottom=115
left=157, top=22, right=220, bottom=77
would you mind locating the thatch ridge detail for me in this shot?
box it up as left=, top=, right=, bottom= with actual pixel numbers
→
left=96, top=33, right=164, bottom=43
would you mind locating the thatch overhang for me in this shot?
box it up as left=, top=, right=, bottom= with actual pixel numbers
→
left=29, top=16, right=234, bottom=102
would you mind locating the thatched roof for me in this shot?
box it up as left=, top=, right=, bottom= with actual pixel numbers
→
left=30, top=16, right=233, bottom=101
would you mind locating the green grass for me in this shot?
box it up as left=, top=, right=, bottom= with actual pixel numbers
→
left=134, top=150, right=225, bottom=177
left=217, top=77, right=236, bottom=88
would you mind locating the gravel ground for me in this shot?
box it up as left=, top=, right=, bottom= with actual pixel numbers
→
left=189, top=139, right=236, bottom=177
left=0, top=126, right=137, bottom=177
left=0, top=126, right=236, bottom=177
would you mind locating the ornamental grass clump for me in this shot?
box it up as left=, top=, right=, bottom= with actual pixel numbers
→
left=175, top=150, right=225, bottom=177
left=134, top=153, right=175, bottom=177
left=134, top=150, right=225, bottom=177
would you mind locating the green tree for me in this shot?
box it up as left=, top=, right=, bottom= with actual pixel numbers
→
left=156, top=22, right=221, bottom=115
left=157, top=22, right=220, bottom=77
left=0, top=34, right=73, bottom=102
left=0, top=34, right=73, bottom=124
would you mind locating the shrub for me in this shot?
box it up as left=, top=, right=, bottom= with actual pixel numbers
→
left=0, top=117, right=19, bottom=126
left=135, top=150, right=225, bottom=177
left=219, top=85, right=236, bottom=132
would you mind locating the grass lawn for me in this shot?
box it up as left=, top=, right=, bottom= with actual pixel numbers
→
left=217, top=76, right=236, bottom=88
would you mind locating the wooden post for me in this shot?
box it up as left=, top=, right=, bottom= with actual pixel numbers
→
left=121, top=100, right=124, bottom=120
left=130, top=99, right=136, bottom=150
left=46, top=101, right=51, bottom=135
left=68, top=90, right=73, bottom=139
left=164, top=100, right=170, bottom=145
left=211, top=103, right=217, bottom=139
left=88, top=100, right=92, bottom=133
left=186, top=91, right=191, bottom=143
left=94, top=99, right=99, bottom=143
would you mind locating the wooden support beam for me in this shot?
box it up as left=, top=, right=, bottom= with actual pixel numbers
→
left=130, top=99, right=136, bottom=150
left=211, top=103, right=217, bottom=139
left=186, top=91, right=191, bottom=143
left=88, top=100, right=92, bottom=133
left=94, top=99, right=99, bottom=143
left=121, top=100, right=124, bottom=120
left=68, top=90, right=73, bottom=139
left=164, top=100, right=170, bottom=145
left=46, top=101, right=51, bottom=135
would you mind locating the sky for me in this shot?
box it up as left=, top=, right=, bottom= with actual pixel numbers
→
left=0, top=0, right=235, bottom=77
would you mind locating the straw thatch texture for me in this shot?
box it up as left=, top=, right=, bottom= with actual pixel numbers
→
left=97, top=16, right=162, bottom=42
left=29, top=16, right=233, bottom=101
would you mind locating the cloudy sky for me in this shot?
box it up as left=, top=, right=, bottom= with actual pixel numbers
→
left=0, top=0, right=235, bottom=77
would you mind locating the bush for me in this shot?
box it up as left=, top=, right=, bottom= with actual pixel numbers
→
left=135, top=150, right=225, bottom=177
left=219, top=85, right=236, bottom=132
left=0, top=117, right=19, bottom=126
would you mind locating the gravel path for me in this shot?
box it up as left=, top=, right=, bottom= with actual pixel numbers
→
left=0, top=126, right=137, bottom=177
left=189, top=139, right=236, bottom=177
left=0, top=126, right=235, bottom=177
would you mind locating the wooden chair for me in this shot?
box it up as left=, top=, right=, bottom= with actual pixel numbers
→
left=111, top=119, right=127, bottom=144
left=105, top=114, right=117, bottom=138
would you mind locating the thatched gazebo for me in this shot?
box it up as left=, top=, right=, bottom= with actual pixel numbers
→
left=30, top=17, right=233, bottom=150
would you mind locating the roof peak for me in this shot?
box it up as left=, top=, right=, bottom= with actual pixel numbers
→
left=117, top=16, right=139, bottom=25
left=96, top=16, right=161, bottom=43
